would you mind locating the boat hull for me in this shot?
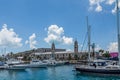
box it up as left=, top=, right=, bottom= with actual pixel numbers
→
left=6, top=68, right=26, bottom=70
left=28, top=64, right=47, bottom=68
left=75, top=67, right=120, bottom=75
left=12, top=64, right=47, bottom=68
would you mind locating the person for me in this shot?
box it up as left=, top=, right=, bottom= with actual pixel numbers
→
left=93, top=63, right=96, bottom=68
left=113, top=62, right=115, bottom=65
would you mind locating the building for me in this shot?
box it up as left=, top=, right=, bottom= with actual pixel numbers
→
left=74, top=40, right=78, bottom=54
left=34, top=51, right=84, bottom=60
left=35, top=48, right=66, bottom=53
left=5, top=40, right=87, bottom=61
left=33, top=40, right=85, bottom=60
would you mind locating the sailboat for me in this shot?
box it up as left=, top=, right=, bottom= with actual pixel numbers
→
left=75, top=0, right=120, bottom=75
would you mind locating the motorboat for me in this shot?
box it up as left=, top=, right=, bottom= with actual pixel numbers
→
left=42, top=58, right=65, bottom=66
left=6, top=58, right=24, bottom=65
left=5, top=58, right=28, bottom=70
left=28, top=59, right=47, bottom=68
left=5, top=58, right=48, bottom=69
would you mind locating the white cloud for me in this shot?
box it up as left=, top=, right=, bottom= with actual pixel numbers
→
left=66, top=49, right=72, bottom=52
left=44, top=25, right=63, bottom=44
left=0, top=24, right=22, bottom=48
left=89, top=0, right=120, bottom=13
left=108, top=42, right=118, bottom=52
left=48, top=25, right=64, bottom=35
left=106, top=0, right=115, bottom=5
left=44, top=33, right=61, bottom=43
left=44, top=25, right=73, bottom=45
left=95, top=3, right=102, bottom=12
left=89, top=0, right=104, bottom=5
left=89, top=0, right=104, bottom=12
left=95, top=44, right=101, bottom=51
left=62, top=36, right=73, bottom=45
left=112, top=6, right=117, bottom=14
left=111, top=1, right=120, bottom=14
left=26, top=33, right=37, bottom=49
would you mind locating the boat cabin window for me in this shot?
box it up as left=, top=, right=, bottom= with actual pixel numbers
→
left=106, top=67, right=111, bottom=69
left=90, top=62, right=106, bottom=66
left=112, top=67, right=118, bottom=69
left=106, top=66, right=119, bottom=69
left=32, top=60, right=39, bottom=62
left=42, top=61, right=47, bottom=63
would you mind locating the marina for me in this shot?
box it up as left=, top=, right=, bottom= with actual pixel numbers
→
left=75, top=0, right=120, bottom=76
left=0, top=65, right=118, bottom=80
left=0, top=0, right=119, bottom=80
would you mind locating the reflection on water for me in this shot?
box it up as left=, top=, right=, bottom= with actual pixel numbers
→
left=26, top=68, right=48, bottom=80
left=75, top=70, right=120, bottom=80
left=0, top=70, right=27, bottom=80
left=0, top=65, right=119, bottom=80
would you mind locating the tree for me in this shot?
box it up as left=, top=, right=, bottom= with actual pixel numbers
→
left=22, top=55, right=31, bottom=61
left=74, top=54, right=79, bottom=60
left=10, top=52, right=14, bottom=58
left=68, top=54, right=72, bottom=60
left=99, top=49, right=104, bottom=53
left=81, top=54, right=87, bottom=60
left=102, top=51, right=110, bottom=58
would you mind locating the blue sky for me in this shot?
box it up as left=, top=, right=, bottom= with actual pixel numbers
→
left=0, top=0, right=118, bottom=54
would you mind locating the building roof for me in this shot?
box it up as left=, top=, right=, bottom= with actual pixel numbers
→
left=34, top=51, right=74, bottom=55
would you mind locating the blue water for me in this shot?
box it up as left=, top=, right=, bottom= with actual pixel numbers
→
left=0, top=65, right=120, bottom=80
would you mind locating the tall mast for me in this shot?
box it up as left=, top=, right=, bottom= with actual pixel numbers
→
left=116, top=0, right=120, bottom=66
left=87, top=16, right=91, bottom=62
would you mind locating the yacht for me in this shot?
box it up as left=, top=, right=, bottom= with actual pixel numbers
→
left=28, top=59, right=47, bottom=68
left=42, top=58, right=65, bottom=66
left=42, top=42, right=66, bottom=66
left=75, top=1, right=120, bottom=75
left=75, top=60, right=120, bottom=75
left=5, top=59, right=28, bottom=70
left=5, top=58, right=48, bottom=69
left=6, top=58, right=24, bottom=65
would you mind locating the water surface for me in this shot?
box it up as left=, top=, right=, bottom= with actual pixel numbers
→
left=0, top=65, right=120, bottom=80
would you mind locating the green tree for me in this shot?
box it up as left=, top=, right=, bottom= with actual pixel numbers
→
left=102, top=51, right=110, bottom=58
left=80, top=54, right=88, bottom=60
left=74, top=54, right=79, bottom=60
left=22, top=55, right=31, bottom=61
left=99, top=49, right=104, bottom=53
left=68, top=54, right=72, bottom=60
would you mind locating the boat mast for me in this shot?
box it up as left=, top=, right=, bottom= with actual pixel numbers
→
left=116, top=0, right=120, bottom=66
left=87, top=16, right=91, bottom=62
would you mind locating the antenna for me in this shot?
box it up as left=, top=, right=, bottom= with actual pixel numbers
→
left=116, top=0, right=120, bottom=66
left=86, top=16, right=91, bottom=63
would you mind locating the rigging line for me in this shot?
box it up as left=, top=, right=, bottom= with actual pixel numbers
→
left=85, top=43, right=88, bottom=52
left=81, top=32, right=88, bottom=52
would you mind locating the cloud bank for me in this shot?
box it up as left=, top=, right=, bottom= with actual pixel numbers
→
left=89, top=0, right=119, bottom=13
left=95, top=44, right=102, bottom=51
left=107, top=42, right=118, bottom=52
left=0, top=24, right=22, bottom=48
left=25, top=33, right=37, bottom=49
left=44, top=25, right=73, bottom=45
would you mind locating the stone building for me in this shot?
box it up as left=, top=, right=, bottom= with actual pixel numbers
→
left=74, top=40, right=78, bottom=54
left=34, top=40, right=84, bottom=60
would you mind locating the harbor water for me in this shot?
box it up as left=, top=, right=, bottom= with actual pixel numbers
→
left=0, top=65, right=120, bottom=80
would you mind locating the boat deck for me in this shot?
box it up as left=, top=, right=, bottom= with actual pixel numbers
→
left=75, top=65, right=120, bottom=70
left=75, top=65, right=120, bottom=75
